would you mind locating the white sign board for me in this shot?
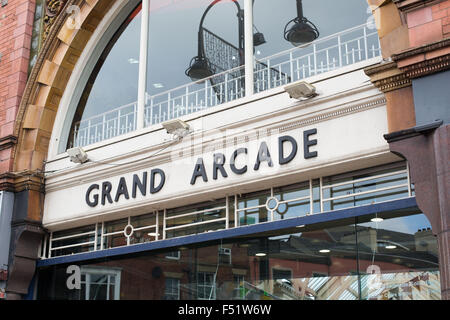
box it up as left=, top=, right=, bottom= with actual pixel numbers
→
left=43, top=106, right=390, bottom=228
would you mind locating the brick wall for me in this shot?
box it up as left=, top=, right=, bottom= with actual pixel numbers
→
left=0, top=0, right=35, bottom=173
left=406, top=0, right=450, bottom=47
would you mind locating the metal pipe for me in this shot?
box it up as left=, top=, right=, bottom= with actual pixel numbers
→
left=296, top=0, right=304, bottom=19
left=137, top=0, right=150, bottom=130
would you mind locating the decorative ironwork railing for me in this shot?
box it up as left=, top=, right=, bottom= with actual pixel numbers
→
left=41, top=163, right=413, bottom=259
left=254, top=23, right=381, bottom=92
left=72, top=23, right=380, bottom=148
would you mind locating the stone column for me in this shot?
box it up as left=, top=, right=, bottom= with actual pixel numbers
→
left=385, top=123, right=450, bottom=300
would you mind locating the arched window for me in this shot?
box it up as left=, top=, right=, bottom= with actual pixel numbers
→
left=65, top=0, right=380, bottom=150
left=68, top=2, right=142, bottom=149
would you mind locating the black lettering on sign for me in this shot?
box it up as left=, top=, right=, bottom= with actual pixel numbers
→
left=115, top=177, right=130, bottom=202
left=150, top=169, right=166, bottom=194
left=278, top=135, right=298, bottom=165
left=86, top=168, right=166, bottom=208
left=86, top=184, right=99, bottom=207
left=190, top=158, right=208, bottom=185
left=254, top=142, right=274, bottom=171
left=230, top=148, right=248, bottom=175
left=213, top=153, right=228, bottom=180
left=132, top=172, right=147, bottom=198
left=102, top=181, right=113, bottom=205
left=304, top=129, right=318, bottom=159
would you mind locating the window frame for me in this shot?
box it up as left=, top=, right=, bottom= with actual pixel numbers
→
left=164, top=277, right=181, bottom=300
left=80, top=266, right=122, bottom=300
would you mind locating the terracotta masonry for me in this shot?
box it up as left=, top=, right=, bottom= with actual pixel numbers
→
left=367, top=0, right=450, bottom=300
left=0, top=0, right=35, bottom=177
left=1, top=0, right=114, bottom=299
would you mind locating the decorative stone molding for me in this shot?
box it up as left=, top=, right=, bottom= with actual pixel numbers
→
left=0, top=173, right=16, bottom=192
left=0, top=172, right=45, bottom=193
left=4, top=0, right=112, bottom=298
left=42, top=0, right=69, bottom=42
left=364, top=61, right=412, bottom=92
left=392, top=38, right=450, bottom=60
left=0, top=135, right=17, bottom=151
left=392, top=0, right=445, bottom=12
left=366, top=39, right=450, bottom=89
left=402, top=54, right=450, bottom=78
left=392, top=38, right=450, bottom=78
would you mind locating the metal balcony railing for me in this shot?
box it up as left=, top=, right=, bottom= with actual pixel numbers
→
left=72, top=23, right=381, bottom=148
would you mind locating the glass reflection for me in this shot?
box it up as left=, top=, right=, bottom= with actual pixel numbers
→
left=36, top=212, right=440, bottom=300
left=68, top=0, right=380, bottom=148
left=69, top=3, right=142, bottom=148
left=357, top=215, right=440, bottom=300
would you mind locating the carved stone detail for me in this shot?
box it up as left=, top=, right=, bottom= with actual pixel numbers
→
left=401, top=54, right=450, bottom=79
left=364, top=61, right=412, bottom=93
left=42, top=0, right=68, bottom=42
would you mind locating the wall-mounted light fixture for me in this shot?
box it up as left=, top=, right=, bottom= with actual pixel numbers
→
left=67, top=147, right=89, bottom=164
left=162, top=119, right=191, bottom=140
left=285, top=81, right=317, bottom=99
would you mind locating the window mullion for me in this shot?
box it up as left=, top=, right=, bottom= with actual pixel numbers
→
left=137, top=0, right=150, bottom=130
left=244, top=0, right=254, bottom=97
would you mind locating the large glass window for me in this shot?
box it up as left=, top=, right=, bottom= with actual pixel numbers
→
left=79, top=267, right=121, bottom=300
left=145, top=0, right=246, bottom=127
left=69, top=3, right=142, bottom=149
left=66, top=0, right=380, bottom=149
left=357, top=215, right=440, bottom=300
left=36, top=212, right=440, bottom=300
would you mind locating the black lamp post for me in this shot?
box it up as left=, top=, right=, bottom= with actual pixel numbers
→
left=185, top=0, right=265, bottom=82
left=284, top=0, right=319, bottom=46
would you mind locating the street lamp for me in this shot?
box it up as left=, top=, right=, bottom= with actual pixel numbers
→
left=185, top=0, right=265, bottom=82
left=284, top=0, right=319, bottom=46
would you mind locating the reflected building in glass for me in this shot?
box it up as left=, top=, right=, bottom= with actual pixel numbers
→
left=37, top=213, right=440, bottom=300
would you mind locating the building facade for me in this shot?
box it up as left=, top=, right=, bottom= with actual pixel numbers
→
left=0, top=0, right=448, bottom=300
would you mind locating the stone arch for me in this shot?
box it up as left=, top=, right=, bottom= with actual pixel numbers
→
left=6, top=0, right=407, bottom=299
left=14, top=0, right=114, bottom=175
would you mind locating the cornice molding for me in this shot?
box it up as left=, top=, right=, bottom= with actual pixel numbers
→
left=402, top=54, right=450, bottom=78
left=364, top=61, right=412, bottom=92
left=391, top=39, right=450, bottom=79
left=392, top=0, right=444, bottom=12
left=0, top=135, right=18, bottom=151
left=375, top=73, right=412, bottom=92
left=392, top=38, right=450, bottom=61
left=366, top=38, right=450, bottom=89
left=0, top=171, right=45, bottom=193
